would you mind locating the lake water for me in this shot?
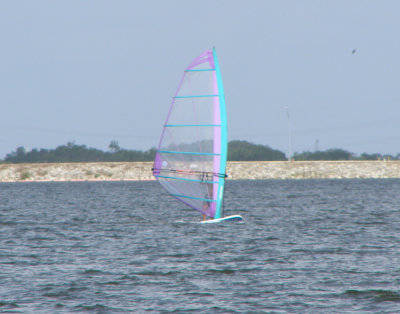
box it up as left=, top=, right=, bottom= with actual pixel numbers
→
left=1, top=179, right=400, bottom=313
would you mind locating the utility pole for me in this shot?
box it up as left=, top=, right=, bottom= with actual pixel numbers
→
left=285, top=107, right=292, bottom=161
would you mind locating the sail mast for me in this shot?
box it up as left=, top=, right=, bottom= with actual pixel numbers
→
left=212, top=47, right=227, bottom=219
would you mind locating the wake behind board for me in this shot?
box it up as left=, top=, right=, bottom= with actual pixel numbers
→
left=200, top=215, right=243, bottom=224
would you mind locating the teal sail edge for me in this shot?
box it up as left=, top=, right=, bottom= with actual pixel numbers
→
left=212, top=47, right=228, bottom=219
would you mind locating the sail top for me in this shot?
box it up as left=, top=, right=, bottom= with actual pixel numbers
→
left=153, top=48, right=227, bottom=219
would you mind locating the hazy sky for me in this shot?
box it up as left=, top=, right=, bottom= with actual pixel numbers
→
left=1, top=1, right=400, bottom=158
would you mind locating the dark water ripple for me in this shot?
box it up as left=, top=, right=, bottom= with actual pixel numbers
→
left=1, top=179, right=400, bottom=312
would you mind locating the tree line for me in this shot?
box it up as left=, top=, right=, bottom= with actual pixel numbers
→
left=0, top=140, right=398, bottom=163
left=292, top=149, right=399, bottom=161
left=1, top=142, right=156, bottom=164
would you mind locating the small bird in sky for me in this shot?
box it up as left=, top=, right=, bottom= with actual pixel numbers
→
left=352, top=49, right=356, bottom=54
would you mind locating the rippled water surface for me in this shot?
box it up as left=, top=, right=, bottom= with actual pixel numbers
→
left=1, top=179, right=400, bottom=313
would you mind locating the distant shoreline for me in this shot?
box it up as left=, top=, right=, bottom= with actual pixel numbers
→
left=1, top=160, right=400, bottom=182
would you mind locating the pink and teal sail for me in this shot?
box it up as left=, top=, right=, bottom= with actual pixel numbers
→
left=152, top=48, right=228, bottom=219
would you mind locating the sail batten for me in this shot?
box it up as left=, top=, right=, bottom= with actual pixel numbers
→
left=165, top=124, right=221, bottom=127
left=171, top=194, right=217, bottom=202
left=158, top=150, right=220, bottom=156
left=153, top=48, right=227, bottom=218
left=185, top=69, right=215, bottom=72
left=154, top=175, right=218, bottom=184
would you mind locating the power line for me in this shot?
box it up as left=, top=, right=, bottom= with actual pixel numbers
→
left=0, top=122, right=158, bottom=139
left=230, top=118, right=400, bottom=138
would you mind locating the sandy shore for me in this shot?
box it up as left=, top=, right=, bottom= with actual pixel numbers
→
left=1, top=160, right=400, bottom=182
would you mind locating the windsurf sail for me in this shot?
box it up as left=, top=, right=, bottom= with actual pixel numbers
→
left=152, top=48, right=227, bottom=219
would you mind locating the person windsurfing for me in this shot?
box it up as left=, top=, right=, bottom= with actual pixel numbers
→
left=202, top=182, right=213, bottom=221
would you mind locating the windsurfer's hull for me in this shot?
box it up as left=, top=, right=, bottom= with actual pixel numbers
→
left=200, top=214, right=243, bottom=224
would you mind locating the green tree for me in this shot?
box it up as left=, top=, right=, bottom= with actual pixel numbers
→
left=228, top=140, right=286, bottom=161
left=293, top=148, right=354, bottom=161
left=4, top=146, right=27, bottom=163
left=359, top=153, right=382, bottom=160
left=109, top=140, right=121, bottom=153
